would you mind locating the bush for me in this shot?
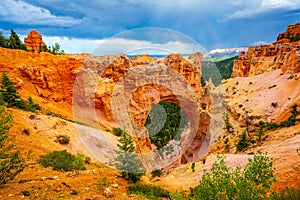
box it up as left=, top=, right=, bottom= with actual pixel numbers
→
left=97, top=177, right=109, bottom=190
left=127, top=184, right=170, bottom=199
left=23, top=128, right=30, bottom=135
left=0, top=72, right=22, bottom=107
left=191, top=162, right=196, bottom=172
left=39, top=150, right=86, bottom=171
left=223, top=112, right=234, bottom=133
left=193, top=152, right=276, bottom=200
left=26, top=96, right=41, bottom=112
left=151, top=169, right=162, bottom=177
left=55, top=135, right=70, bottom=145
left=270, top=186, right=300, bottom=200
left=0, top=106, right=25, bottom=184
left=236, top=130, right=249, bottom=151
left=112, top=127, right=123, bottom=136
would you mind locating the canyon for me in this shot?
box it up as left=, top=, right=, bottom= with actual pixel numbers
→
left=0, top=23, right=299, bottom=198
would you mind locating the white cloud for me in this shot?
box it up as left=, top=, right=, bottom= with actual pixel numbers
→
left=19, top=35, right=206, bottom=55
left=92, top=38, right=206, bottom=56
left=225, top=0, right=300, bottom=20
left=0, top=0, right=82, bottom=26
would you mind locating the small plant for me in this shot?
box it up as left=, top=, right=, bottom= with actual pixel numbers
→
left=249, top=82, right=252, bottom=85
left=127, top=184, right=170, bottom=199
left=23, top=128, right=30, bottom=135
left=112, top=127, right=124, bottom=136
left=39, top=150, right=86, bottom=171
left=271, top=102, right=278, bottom=108
left=268, top=85, right=277, bottom=89
left=151, top=169, right=162, bottom=177
left=97, top=177, right=109, bottom=190
left=85, top=156, right=91, bottom=164
left=223, top=113, right=234, bottom=133
left=0, top=72, right=22, bottom=107
left=26, top=96, right=41, bottom=112
left=236, top=130, right=249, bottom=151
left=55, top=134, right=70, bottom=145
left=255, top=120, right=266, bottom=142
left=270, top=186, right=300, bottom=200
left=239, top=104, right=243, bottom=108
left=191, top=162, right=196, bottom=172
left=21, top=191, right=30, bottom=196
left=0, top=106, right=25, bottom=184
left=287, top=74, right=296, bottom=80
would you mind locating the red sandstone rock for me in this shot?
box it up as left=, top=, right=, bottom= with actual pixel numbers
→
left=24, top=30, right=47, bottom=54
left=232, top=22, right=300, bottom=77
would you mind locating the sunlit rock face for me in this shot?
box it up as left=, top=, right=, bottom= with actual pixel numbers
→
left=24, top=30, right=47, bottom=54
left=0, top=46, right=211, bottom=166
left=232, top=23, right=300, bottom=77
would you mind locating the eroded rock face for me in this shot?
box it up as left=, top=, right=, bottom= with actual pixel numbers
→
left=276, top=22, right=300, bottom=43
left=0, top=47, right=211, bottom=165
left=232, top=43, right=300, bottom=77
left=232, top=23, right=300, bottom=77
left=24, top=30, right=47, bottom=54
left=73, top=53, right=210, bottom=164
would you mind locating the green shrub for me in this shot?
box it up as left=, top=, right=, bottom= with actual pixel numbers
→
left=0, top=106, right=25, bottom=184
left=23, top=128, right=30, bottom=135
left=193, top=152, right=276, bottom=200
left=236, top=130, right=249, bottom=151
left=151, top=169, right=162, bottom=177
left=112, top=127, right=124, bottom=136
left=26, top=96, right=41, bottom=112
left=0, top=72, right=22, bottom=107
left=127, top=184, right=170, bottom=199
left=97, top=177, right=109, bottom=190
left=39, top=150, right=86, bottom=171
left=191, top=162, right=196, bottom=172
left=55, top=135, right=70, bottom=145
left=270, top=186, right=300, bottom=200
left=223, top=112, right=234, bottom=133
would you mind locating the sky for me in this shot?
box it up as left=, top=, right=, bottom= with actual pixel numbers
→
left=0, top=0, right=300, bottom=54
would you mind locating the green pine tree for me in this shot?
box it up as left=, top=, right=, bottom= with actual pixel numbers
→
left=0, top=106, right=25, bottom=184
left=0, top=72, right=22, bottom=107
left=8, top=30, right=26, bottom=50
left=27, top=96, right=41, bottom=112
left=115, top=131, right=145, bottom=183
left=0, top=35, right=8, bottom=48
left=236, top=130, right=249, bottom=151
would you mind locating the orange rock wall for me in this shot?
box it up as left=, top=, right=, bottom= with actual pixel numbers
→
left=24, top=30, right=47, bottom=53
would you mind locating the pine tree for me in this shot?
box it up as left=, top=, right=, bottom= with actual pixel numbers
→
left=0, top=106, right=25, bottom=184
left=115, top=131, right=145, bottom=183
left=27, top=96, right=41, bottom=112
left=236, top=130, right=249, bottom=151
left=0, top=35, right=8, bottom=48
left=8, top=30, right=27, bottom=50
left=0, top=72, right=22, bottom=107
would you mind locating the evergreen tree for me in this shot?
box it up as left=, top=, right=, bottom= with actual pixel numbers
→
left=0, top=72, right=22, bottom=107
left=27, top=96, right=41, bottom=112
left=236, top=130, right=249, bottom=151
left=115, top=131, right=145, bottom=183
left=8, top=30, right=26, bottom=50
left=0, top=35, right=8, bottom=48
left=0, top=106, right=25, bottom=184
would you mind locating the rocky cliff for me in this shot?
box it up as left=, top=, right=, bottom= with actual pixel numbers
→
left=0, top=47, right=210, bottom=165
left=232, top=22, right=300, bottom=77
left=24, top=30, right=47, bottom=53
